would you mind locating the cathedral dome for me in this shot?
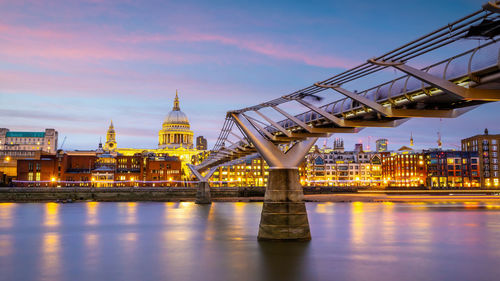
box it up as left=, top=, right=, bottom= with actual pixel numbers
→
left=158, top=91, right=194, bottom=150
left=164, top=109, right=189, bottom=125
left=163, top=92, right=190, bottom=126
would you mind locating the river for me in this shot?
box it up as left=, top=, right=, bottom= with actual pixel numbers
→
left=0, top=202, right=499, bottom=281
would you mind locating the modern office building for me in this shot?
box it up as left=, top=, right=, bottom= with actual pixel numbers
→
left=196, top=136, right=208, bottom=150
left=376, top=139, right=388, bottom=152
left=461, top=128, right=500, bottom=187
left=426, top=150, right=480, bottom=188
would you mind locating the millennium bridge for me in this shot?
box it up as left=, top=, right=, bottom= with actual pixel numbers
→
left=188, top=1, right=500, bottom=240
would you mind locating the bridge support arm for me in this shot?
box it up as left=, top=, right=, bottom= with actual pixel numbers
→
left=231, top=112, right=317, bottom=240
left=187, top=164, right=217, bottom=204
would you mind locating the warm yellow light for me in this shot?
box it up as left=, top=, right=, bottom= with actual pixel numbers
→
left=168, top=177, right=173, bottom=181
left=91, top=177, right=95, bottom=182
left=355, top=177, right=360, bottom=181
left=51, top=177, right=56, bottom=182
left=5, top=156, right=11, bottom=162
left=130, top=177, right=135, bottom=182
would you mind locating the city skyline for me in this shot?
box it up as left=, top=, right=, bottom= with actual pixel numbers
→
left=1, top=0, right=496, bottom=150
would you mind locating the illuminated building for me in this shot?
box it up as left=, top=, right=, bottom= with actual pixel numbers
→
left=211, top=156, right=269, bottom=187
left=426, top=150, right=480, bottom=188
left=0, top=128, right=58, bottom=181
left=381, top=149, right=427, bottom=188
left=109, top=92, right=201, bottom=180
left=461, top=129, right=500, bottom=187
left=376, top=139, right=388, bottom=152
left=305, top=145, right=382, bottom=187
left=15, top=146, right=182, bottom=187
left=196, top=136, right=208, bottom=150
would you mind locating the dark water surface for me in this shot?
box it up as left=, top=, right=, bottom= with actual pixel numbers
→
left=1, top=201, right=500, bottom=281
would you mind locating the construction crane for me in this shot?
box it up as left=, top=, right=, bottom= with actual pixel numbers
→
left=59, top=136, right=67, bottom=151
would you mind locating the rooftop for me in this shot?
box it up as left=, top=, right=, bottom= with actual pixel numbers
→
left=5, top=132, right=45, bottom=138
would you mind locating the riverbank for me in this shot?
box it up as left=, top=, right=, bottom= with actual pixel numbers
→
left=0, top=187, right=499, bottom=203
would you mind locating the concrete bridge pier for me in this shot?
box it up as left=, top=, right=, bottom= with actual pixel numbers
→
left=232, top=113, right=318, bottom=240
left=188, top=165, right=217, bottom=205
left=258, top=168, right=310, bottom=240
left=195, top=181, right=211, bottom=204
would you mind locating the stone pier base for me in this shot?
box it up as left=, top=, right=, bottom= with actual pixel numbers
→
left=258, top=168, right=311, bottom=241
left=195, top=181, right=211, bottom=204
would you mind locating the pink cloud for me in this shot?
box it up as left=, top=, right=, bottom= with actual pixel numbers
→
left=0, top=21, right=355, bottom=68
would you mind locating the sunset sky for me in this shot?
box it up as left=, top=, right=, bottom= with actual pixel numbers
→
left=1, top=0, right=497, bottom=151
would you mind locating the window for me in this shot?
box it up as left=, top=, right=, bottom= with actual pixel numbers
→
left=35, top=172, right=40, bottom=181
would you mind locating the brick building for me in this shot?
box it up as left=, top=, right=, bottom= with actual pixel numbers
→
left=461, top=129, right=500, bottom=188
left=15, top=150, right=182, bottom=187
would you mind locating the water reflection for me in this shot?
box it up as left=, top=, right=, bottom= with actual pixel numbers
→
left=0, top=234, right=12, bottom=257
left=86, top=202, right=99, bottom=225
left=0, top=202, right=499, bottom=281
left=350, top=202, right=365, bottom=246
left=44, top=202, right=59, bottom=227
left=0, top=203, right=15, bottom=229
left=118, top=202, right=137, bottom=225
left=258, top=242, right=312, bottom=281
left=41, top=232, right=60, bottom=280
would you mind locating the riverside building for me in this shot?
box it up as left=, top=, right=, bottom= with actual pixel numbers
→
left=304, top=143, right=383, bottom=187
left=15, top=145, right=182, bottom=187
left=461, top=129, right=500, bottom=188
left=0, top=128, right=58, bottom=182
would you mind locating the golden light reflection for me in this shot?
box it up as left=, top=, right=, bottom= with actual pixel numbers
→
left=85, top=233, right=99, bottom=247
left=381, top=203, right=396, bottom=243
left=118, top=202, right=137, bottom=225
left=351, top=202, right=365, bottom=246
left=234, top=202, right=245, bottom=216
left=316, top=203, right=327, bottom=214
left=0, top=203, right=16, bottom=229
left=41, top=232, right=60, bottom=279
left=86, top=202, right=99, bottom=225
left=0, top=234, right=12, bottom=257
left=44, top=202, right=59, bottom=227
left=163, top=202, right=197, bottom=241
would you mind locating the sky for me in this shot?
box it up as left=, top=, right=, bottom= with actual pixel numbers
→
left=0, top=0, right=497, bottom=151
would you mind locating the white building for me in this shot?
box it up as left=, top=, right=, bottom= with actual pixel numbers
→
left=0, top=128, right=58, bottom=157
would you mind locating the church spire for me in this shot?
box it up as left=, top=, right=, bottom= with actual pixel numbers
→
left=173, top=90, right=180, bottom=111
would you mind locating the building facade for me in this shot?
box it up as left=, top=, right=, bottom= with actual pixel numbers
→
left=0, top=128, right=58, bottom=180
left=426, top=150, right=480, bottom=188
left=16, top=149, right=182, bottom=187
left=461, top=129, right=500, bottom=188
left=196, top=136, right=208, bottom=150
left=304, top=145, right=382, bottom=187
left=0, top=128, right=58, bottom=154
left=381, top=150, right=427, bottom=187
left=376, top=139, right=388, bottom=152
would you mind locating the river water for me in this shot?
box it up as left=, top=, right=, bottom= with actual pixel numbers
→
left=0, top=201, right=499, bottom=281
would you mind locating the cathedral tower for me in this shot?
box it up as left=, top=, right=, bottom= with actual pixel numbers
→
left=104, top=120, right=117, bottom=151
